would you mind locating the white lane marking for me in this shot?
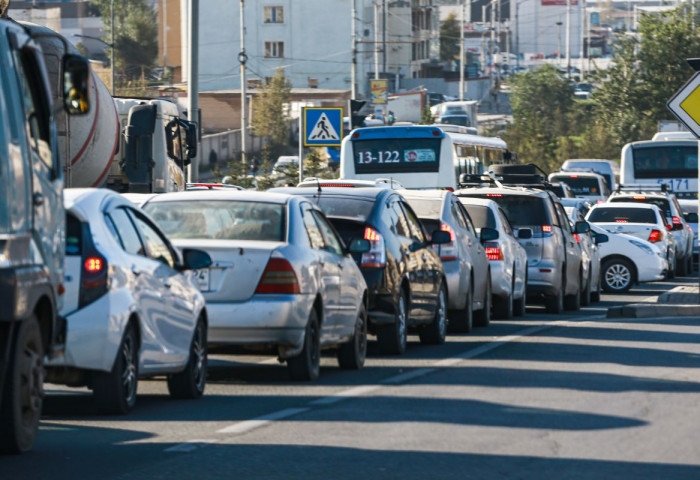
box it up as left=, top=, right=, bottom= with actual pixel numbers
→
left=167, top=314, right=602, bottom=451
left=216, top=407, right=310, bottom=435
left=165, top=439, right=219, bottom=453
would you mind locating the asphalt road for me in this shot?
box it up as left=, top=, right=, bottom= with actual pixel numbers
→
left=3, top=275, right=700, bottom=479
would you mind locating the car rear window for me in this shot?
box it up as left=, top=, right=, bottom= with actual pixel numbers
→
left=144, top=200, right=286, bottom=241
left=461, top=204, right=496, bottom=230
left=588, top=207, right=657, bottom=224
left=550, top=175, right=602, bottom=196
left=459, top=194, right=551, bottom=227
left=66, top=213, right=82, bottom=255
left=609, top=196, right=671, bottom=217
left=404, top=198, right=442, bottom=219
left=311, top=196, right=376, bottom=221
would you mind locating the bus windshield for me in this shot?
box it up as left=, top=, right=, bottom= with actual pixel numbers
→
left=352, top=138, right=442, bottom=174
left=632, top=145, right=698, bottom=179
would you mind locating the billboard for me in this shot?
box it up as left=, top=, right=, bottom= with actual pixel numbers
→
left=370, top=79, right=388, bottom=105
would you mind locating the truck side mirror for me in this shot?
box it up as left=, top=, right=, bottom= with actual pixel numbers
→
left=62, top=54, right=90, bottom=115
left=185, top=121, right=198, bottom=160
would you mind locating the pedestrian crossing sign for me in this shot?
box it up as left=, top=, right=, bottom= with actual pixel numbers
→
left=303, top=107, right=343, bottom=147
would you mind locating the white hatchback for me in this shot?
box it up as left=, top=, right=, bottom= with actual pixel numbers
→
left=46, top=189, right=212, bottom=414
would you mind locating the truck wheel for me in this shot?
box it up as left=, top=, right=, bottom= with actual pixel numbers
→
left=420, top=283, right=447, bottom=344
left=168, top=317, right=207, bottom=399
left=0, top=315, right=44, bottom=454
left=93, top=324, right=138, bottom=414
left=377, top=290, right=408, bottom=355
left=337, top=303, right=367, bottom=370
left=288, top=309, right=321, bottom=381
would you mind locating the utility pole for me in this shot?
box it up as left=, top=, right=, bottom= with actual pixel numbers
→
left=515, top=1, right=520, bottom=69
left=239, top=0, right=247, bottom=167
left=110, top=0, right=115, bottom=95
left=556, top=20, right=562, bottom=68
left=382, top=0, right=387, bottom=74
left=460, top=0, right=465, bottom=101
left=490, top=0, right=495, bottom=86
left=566, top=0, right=571, bottom=79
left=187, top=0, right=199, bottom=182
left=579, top=0, right=584, bottom=74
left=351, top=0, right=357, bottom=98
left=374, top=1, right=380, bottom=79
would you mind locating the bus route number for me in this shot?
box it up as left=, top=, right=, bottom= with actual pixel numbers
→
left=356, top=150, right=400, bottom=164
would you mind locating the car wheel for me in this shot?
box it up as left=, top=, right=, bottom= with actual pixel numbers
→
left=337, top=303, right=367, bottom=370
left=449, top=282, right=473, bottom=333
left=580, top=269, right=591, bottom=307
left=0, top=315, right=44, bottom=454
left=474, top=274, right=491, bottom=327
left=420, top=283, right=447, bottom=345
left=288, top=309, right=321, bottom=381
left=167, top=316, right=207, bottom=399
left=602, top=258, right=634, bottom=293
left=513, top=270, right=527, bottom=317
left=677, top=256, right=688, bottom=276
left=94, top=324, right=139, bottom=414
left=564, top=272, right=582, bottom=311
left=667, top=251, right=676, bottom=279
left=591, top=274, right=601, bottom=303
left=493, top=293, right=513, bottom=319
left=377, top=289, right=408, bottom=355
left=544, top=273, right=565, bottom=314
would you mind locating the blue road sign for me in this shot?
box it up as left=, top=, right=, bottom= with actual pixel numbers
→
left=303, top=107, right=343, bottom=147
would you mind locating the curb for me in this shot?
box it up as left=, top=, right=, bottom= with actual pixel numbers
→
left=607, top=304, right=700, bottom=318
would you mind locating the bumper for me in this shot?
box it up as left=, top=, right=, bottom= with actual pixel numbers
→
left=206, top=293, right=315, bottom=347
left=526, top=261, right=561, bottom=297
left=635, top=255, right=667, bottom=284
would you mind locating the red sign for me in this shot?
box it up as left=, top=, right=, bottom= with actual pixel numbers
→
left=407, top=151, right=418, bottom=162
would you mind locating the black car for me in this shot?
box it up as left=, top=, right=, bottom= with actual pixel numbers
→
left=273, top=187, right=450, bottom=354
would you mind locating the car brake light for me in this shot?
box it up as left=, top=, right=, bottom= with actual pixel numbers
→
left=633, top=196, right=646, bottom=200
left=569, top=175, right=578, bottom=178
left=361, top=226, right=386, bottom=268
left=486, top=194, right=503, bottom=197
left=85, top=257, right=103, bottom=272
left=616, top=219, right=628, bottom=223
left=542, top=225, right=553, bottom=233
left=320, top=183, right=355, bottom=188
left=80, top=254, right=109, bottom=308
left=439, top=223, right=458, bottom=261
left=672, top=216, right=682, bottom=225
left=573, top=233, right=580, bottom=243
left=484, top=242, right=504, bottom=261
left=648, top=229, right=663, bottom=243
left=255, top=257, right=301, bottom=294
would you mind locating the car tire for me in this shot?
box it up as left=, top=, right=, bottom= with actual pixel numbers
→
left=167, top=317, right=207, bottom=399
left=667, top=251, right=676, bottom=279
left=420, top=283, right=447, bottom=345
left=93, top=324, right=139, bottom=415
left=564, top=272, right=582, bottom=311
left=544, top=273, right=565, bottom=314
left=602, top=258, right=634, bottom=293
left=580, top=270, right=591, bottom=307
left=474, top=274, right=491, bottom=327
left=514, top=270, right=527, bottom=317
left=493, top=293, right=514, bottom=319
left=0, top=315, right=44, bottom=454
left=288, top=309, right=321, bottom=381
left=377, top=289, right=408, bottom=355
left=677, top=256, right=688, bottom=276
left=449, top=282, right=473, bottom=333
left=591, top=275, right=601, bottom=303
left=337, top=303, right=367, bottom=370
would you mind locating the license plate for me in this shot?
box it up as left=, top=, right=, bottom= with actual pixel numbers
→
left=194, top=268, right=210, bottom=292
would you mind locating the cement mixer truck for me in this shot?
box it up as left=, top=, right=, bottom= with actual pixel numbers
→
left=23, top=23, right=197, bottom=193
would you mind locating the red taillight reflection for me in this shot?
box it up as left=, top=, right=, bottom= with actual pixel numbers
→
left=441, top=223, right=456, bottom=242
left=648, top=229, right=662, bottom=243
left=364, top=226, right=381, bottom=242
left=574, top=233, right=580, bottom=243
left=85, top=257, right=103, bottom=272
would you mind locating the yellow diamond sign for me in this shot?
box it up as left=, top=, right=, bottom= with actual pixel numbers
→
left=667, top=72, right=700, bottom=138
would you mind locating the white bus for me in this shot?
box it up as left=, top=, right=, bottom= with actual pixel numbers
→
left=339, top=125, right=508, bottom=190
left=620, top=139, right=698, bottom=199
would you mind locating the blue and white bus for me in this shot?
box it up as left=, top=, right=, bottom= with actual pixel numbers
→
left=620, top=139, right=698, bottom=199
left=339, top=125, right=508, bottom=190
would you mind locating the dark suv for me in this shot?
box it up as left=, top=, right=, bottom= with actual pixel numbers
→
left=273, top=187, right=449, bottom=354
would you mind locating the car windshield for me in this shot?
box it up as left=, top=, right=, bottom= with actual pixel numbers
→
left=588, top=207, right=657, bottom=224
left=144, top=200, right=286, bottom=241
left=462, top=204, right=496, bottom=230
left=460, top=194, right=550, bottom=226
left=609, top=196, right=671, bottom=217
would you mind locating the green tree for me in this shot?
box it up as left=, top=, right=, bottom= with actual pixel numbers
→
left=91, top=0, right=158, bottom=87
left=440, top=13, right=460, bottom=63
left=251, top=68, right=293, bottom=152
left=419, top=105, right=434, bottom=125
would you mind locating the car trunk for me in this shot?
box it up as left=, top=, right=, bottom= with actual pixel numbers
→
left=171, top=239, right=283, bottom=302
left=594, top=223, right=658, bottom=242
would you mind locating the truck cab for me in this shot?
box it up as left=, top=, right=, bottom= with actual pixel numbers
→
left=0, top=19, right=89, bottom=454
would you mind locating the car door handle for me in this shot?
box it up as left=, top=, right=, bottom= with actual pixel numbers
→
left=131, top=265, right=142, bottom=276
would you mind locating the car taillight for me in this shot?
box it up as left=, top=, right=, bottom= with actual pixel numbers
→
left=573, top=233, right=580, bottom=243
left=672, top=216, right=682, bottom=225
left=648, top=229, right=663, bottom=243
left=256, top=257, right=301, bottom=294
left=80, top=254, right=109, bottom=308
left=542, top=225, right=553, bottom=234
left=361, top=226, right=386, bottom=268
left=439, top=222, right=458, bottom=261
left=484, top=242, right=504, bottom=261
left=665, top=224, right=672, bottom=231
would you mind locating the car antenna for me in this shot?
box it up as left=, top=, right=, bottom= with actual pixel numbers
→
left=316, top=177, right=322, bottom=195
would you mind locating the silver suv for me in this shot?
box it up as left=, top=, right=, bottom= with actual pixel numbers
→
left=608, top=187, right=693, bottom=276
left=457, top=186, right=588, bottom=313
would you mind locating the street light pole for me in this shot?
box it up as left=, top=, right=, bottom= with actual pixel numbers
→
left=110, top=0, right=115, bottom=95
left=239, top=0, right=247, bottom=168
left=187, top=0, right=199, bottom=182
left=460, top=0, right=465, bottom=101
left=565, top=0, right=571, bottom=79
left=351, top=0, right=357, bottom=99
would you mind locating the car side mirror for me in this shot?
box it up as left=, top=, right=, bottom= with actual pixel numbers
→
left=348, top=238, right=371, bottom=254
left=575, top=221, right=590, bottom=234
left=594, top=233, right=609, bottom=245
left=180, top=248, right=212, bottom=270
left=430, top=230, right=451, bottom=245
left=480, top=227, right=499, bottom=242
left=684, top=212, right=698, bottom=223
left=517, top=228, right=532, bottom=239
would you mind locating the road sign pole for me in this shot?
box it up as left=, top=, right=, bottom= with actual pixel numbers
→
left=299, top=109, right=304, bottom=185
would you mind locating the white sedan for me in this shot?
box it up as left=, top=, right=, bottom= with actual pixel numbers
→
left=46, top=189, right=212, bottom=414
left=142, top=190, right=370, bottom=381
left=458, top=197, right=528, bottom=318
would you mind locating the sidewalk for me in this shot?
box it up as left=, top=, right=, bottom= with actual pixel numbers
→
left=607, top=285, right=700, bottom=318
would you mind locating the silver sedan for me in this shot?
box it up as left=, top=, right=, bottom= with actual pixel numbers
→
left=143, top=191, right=370, bottom=381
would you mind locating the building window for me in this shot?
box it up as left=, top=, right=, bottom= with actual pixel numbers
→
left=264, top=6, right=284, bottom=23
left=264, top=41, right=285, bottom=58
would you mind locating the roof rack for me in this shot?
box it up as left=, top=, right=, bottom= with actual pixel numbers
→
left=615, top=183, right=671, bottom=193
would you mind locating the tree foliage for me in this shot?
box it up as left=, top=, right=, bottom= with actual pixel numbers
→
left=440, top=13, right=460, bottom=62
left=251, top=68, right=292, bottom=150
left=91, top=0, right=158, bottom=84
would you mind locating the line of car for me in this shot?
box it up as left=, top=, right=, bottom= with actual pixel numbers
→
left=47, top=166, right=692, bottom=415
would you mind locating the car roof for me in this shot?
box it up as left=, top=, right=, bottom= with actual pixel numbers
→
left=550, top=171, right=605, bottom=179
left=64, top=188, right=129, bottom=220
left=456, top=186, right=553, bottom=199
left=144, top=190, right=292, bottom=205
left=592, top=202, right=658, bottom=210
left=397, top=189, right=448, bottom=200
left=270, top=186, right=392, bottom=200
left=610, top=191, right=671, bottom=199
